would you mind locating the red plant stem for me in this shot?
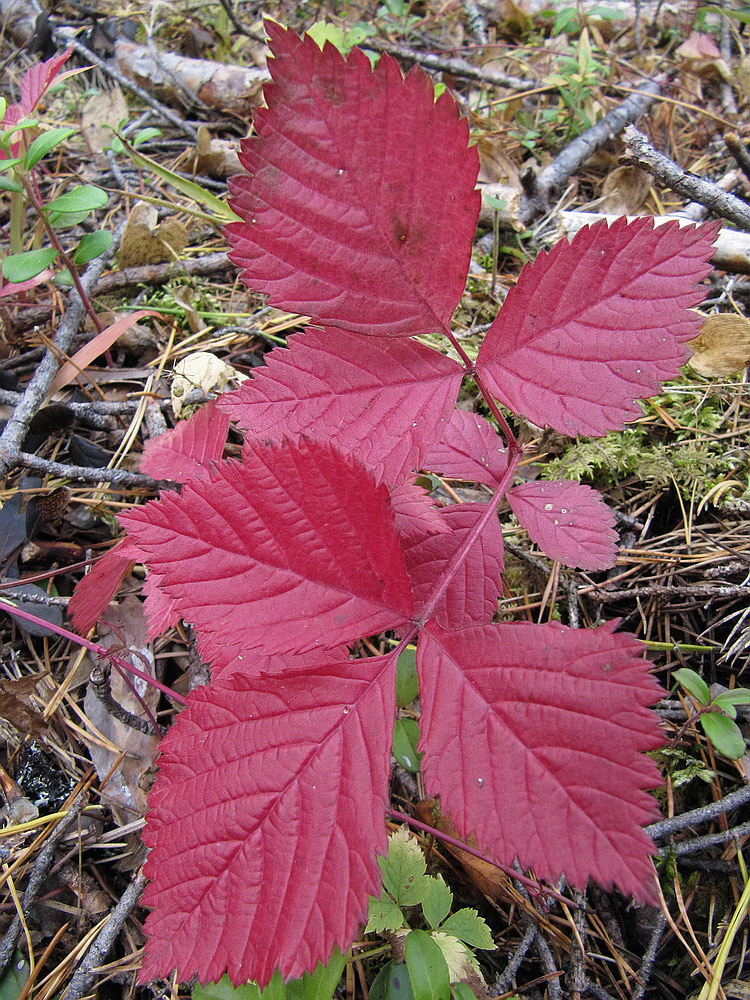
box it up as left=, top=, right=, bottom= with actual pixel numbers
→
left=416, top=454, right=520, bottom=629
left=0, top=558, right=94, bottom=587
left=387, top=808, right=571, bottom=906
left=22, top=174, right=105, bottom=334
left=0, top=600, right=187, bottom=704
left=443, top=328, right=522, bottom=457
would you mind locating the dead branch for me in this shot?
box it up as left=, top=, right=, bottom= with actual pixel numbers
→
left=61, top=869, right=147, bottom=1000
left=519, top=78, right=665, bottom=223
left=5, top=252, right=235, bottom=336
left=647, top=784, right=750, bottom=840
left=363, top=37, right=533, bottom=90
left=623, top=125, right=750, bottom=232
left=52, top=28, right=199, bottom=141
left=0, top=223, right=125, bottom=479
left=0, top=793, right=87, bottom=975
left=114, top=38, right=267, bottom=118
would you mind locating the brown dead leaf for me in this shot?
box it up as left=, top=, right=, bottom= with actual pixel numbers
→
left=194, top=125, right=242, bottom=179
left=118, top=202, right=188, bottom=269
left=80, top=87, right=128, bottom=154
left=600, top=166, right=652, bottom=215
left=0, top=675, right=48, bottom=738
left=688, top=313, right=750, bottom=377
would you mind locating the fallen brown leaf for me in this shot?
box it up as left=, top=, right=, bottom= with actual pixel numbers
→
left=688, top=313, right=750, bottom=377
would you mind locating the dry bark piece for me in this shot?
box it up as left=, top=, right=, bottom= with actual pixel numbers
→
left=114, top=39, right=268, bottom=116
left=688, top=313, right=750, bottom=377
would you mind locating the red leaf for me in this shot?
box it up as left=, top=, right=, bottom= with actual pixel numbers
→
left=475, top=218, right=718, bottom=436
left=417, top=621, right=664, bottom=901
left=507, top=480, right=618, bottom=570
left=225, top=23, right=480, bottom=337
left=218, top=328, right=463, bottom=483
left=20, top=49, right=73, bottom=114
left=389, top=482, right=450, bottom=542
left=140, top=653, right=396, bottom=986
left=140, top=401, right=230, bottom=483
left=422, top=408, right=510, bottom=487
left=119, top=438, right=414, bottom=666
left=403, top=503, right=504, bottom=629
left=142, top=574, right=180, bottom=641
left=69, top=538, right=140, bottom=634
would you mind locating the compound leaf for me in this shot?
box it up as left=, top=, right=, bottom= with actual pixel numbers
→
left=417, top=621, right=664, bottom=901
left=226, top=22, right=480, bottom=338
left=140, top=654, right=396, bottom=986
left=218, top=328, right=463, bottom=484
left=475, top=218, right=718, bottom=437
left=119, top=438, right=414, bottom=666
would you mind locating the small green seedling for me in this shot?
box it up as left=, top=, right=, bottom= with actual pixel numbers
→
left=0, top=51, right=113, bottom=297
left=192, top=951, right=346, bottom=1000
left=366, top=828, right=498, bottom=1000
left=673, top=668, right=750, bottom=760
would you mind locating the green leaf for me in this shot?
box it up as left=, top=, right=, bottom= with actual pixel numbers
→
left=53, top=268, right=73, bottom=286
left=673, top=668, right=710, bottom=705
left=0, top=951, right=30, bottom=1000
left=713, top=689, right=750, bottom=719
left=701, top=713, right=746, bottom=760
left=133, top=127, right=163, bottom=146
left=0, top=157, right=23, bottom=172
left=703, top=4, right=750, bottom=25
left=24, top=126, right=75, bottom=169
left=287, top=948, right=346, bottom=1000
left=395, top=647, right=419, bottom=707
left=421, top=875, right=452, bottom=930
left=404, top=930, right=451, bottom=1000
left=485, top=195, right=507, bottom=211
left=366, top=895, right=406, bottom=934
left=305, top=22, right=350, bottom=54
left=370, top=962, right=414, bottom=1000
left=74, top=230, right=114, bottom=264
left=378, top=828, right=428, bottom=906
left=439, top=909, right=495, bottom=950
left=192, top=975, right=264, bottom=1000
left=2, top=247, right=57, bottom=282
left=0, top=176, right=22, bottom=193
left=120, top=140, right=240, bottom=223
left=393, top=717, right=422, bottom=773
left=452, top=985, right=479, bottom=1000
left=45, top=184, right=108, bottom=215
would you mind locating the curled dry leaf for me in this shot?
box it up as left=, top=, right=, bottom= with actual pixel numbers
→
left=688, top=313, right=750, bottom=377
left=82, top=597, right=159, bottom=825
left=193, top=125, right=242, bottom=179
left=171, top=352, right=244, bottom=416
left=118, top=202, right=189, bottom=270
left=600, top=167, right=652, bottom=216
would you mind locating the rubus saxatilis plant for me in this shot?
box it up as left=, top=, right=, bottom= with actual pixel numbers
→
left=69, top=22, right=718, bottom=988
